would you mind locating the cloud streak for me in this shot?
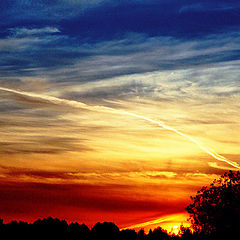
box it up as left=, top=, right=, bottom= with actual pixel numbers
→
left=122, top=213, right=188, bottom=230
left=1, top=27, right=240, bottom=87
left=1, top=86, right=239, bottom=170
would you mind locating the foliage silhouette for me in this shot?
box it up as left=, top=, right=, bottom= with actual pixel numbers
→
left=120, top=229, right=137, bottom=240
left=91, top=222, right=120, bottom=240
left=148, top=227, right=170, bottom=240
left=186, top=170, right=240, bottom=239
left=137, top=229, right=146, bottom=240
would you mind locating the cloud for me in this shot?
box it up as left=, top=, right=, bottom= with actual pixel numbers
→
left=123, top=213, right=189, bottom=231
left=2, top=1, right=240, bottom=39
left=179, top=2, right=240, bottom=13
left=9, top=27, right=60, bottom=37
left=63, top=81, right=158, bottom=104
left=179, top=3, right=207, bottom=13
left=0, top=137, right=91, bottom=155
left=208, top=162, right=237, bottom=171
left=0, top=0, right=110, bottom=26
left=1, top=27, right=240, bottom=87
left=1, top=86, right=239, bottom=170
left=0, top=165, right=179, bottom=183
left=0, top=166, right=94, bottom=181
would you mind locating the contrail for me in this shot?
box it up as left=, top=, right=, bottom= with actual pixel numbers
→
left=0, top=86, right=239, bottom=170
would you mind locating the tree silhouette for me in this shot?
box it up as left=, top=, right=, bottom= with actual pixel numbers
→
left=120, top=229, right=137, bottom=240
left=178, top=226, right=193, bottom=240
left=147, top=227, right=170, bottom=240
left=91, top=222, right=120, bottom=240
left=32, top=217, right=68, bottom=239
left=186, top=170, right=240, bottom=239
left=68, top=222, right=90, bottom=235
left=137, top=229, right=146, bottom=240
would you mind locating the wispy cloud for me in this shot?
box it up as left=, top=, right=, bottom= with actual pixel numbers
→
left=0, top=136, right=91, bottom=155
left=179, top=2, right=240, bottom=13
left=2, top=29, right=240, bottom=89
left=9, top=27, right=60, bottom=37
left=1, top=86, right=239, bottom=170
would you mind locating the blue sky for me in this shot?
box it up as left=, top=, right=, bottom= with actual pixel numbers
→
left=1, top=0, right=240, bottom=86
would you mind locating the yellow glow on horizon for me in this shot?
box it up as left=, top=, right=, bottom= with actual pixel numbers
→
left=121, top=213, right=190, bottom=234
left=171, top=225, right=180, bottom=236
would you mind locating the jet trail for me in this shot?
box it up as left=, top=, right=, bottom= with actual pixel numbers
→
left=0, top=86, right=239, bottom=170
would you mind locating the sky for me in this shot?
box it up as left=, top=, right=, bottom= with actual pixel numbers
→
left=0, top=0, right=240, bottom=232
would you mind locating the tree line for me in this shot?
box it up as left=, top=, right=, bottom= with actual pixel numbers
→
left=0, top=217, right=195, bottom=240
left=1, top=171, right=239, bottom=240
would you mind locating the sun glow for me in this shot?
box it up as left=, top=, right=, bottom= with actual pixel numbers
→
left=122, top=213, right=190, bottom=234
left=170, top=225, right=180, bottom=236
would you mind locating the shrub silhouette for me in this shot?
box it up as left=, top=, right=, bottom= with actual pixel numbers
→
left=186, top=170, right=240, bottom=239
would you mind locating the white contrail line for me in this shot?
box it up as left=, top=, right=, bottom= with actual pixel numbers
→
left=124, top=113, right=240, bottom=169
left=0, top=86, right=239, bottom=170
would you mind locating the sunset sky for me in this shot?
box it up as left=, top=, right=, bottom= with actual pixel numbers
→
left=0, top=0, right=240, bottom=233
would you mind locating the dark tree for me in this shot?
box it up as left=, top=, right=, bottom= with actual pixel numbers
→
left=120, top=229, right=137, bottom=240
left=33, top=217, right=68, bottom=239
left=147, top=227, right=170, bottom=240
left=137, top=229, right=146, bottom=240
left=186, top=171, right=240, bottom=239
left=69, top=222, right=89, bottom=233
left=0, top=218, right=3, bottom=234
left=91, top=222, right=120, bottom=240
left=179, top=226, right=193, bottom=240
